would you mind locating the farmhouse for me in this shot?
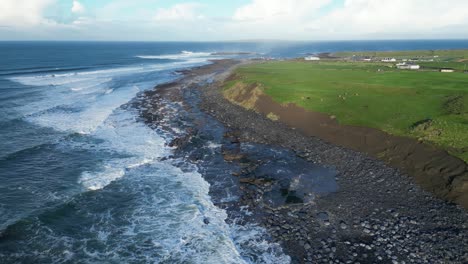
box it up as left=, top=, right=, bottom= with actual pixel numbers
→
left=304, top=56, right=320, bottom=61
left=440, top=68, right=455, bottom=73
left=396, top=63, right=420, bottom=70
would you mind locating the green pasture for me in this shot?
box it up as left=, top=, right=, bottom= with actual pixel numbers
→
left=226, top=61, right=468, bottom=161
left=334, top=49, right=468, bottom=61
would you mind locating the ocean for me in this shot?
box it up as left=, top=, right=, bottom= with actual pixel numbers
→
left=0, top=40, right=467, bottom=263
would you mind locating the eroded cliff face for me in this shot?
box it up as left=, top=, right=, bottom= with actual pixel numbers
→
left=223, top=81, right=265, bottom=110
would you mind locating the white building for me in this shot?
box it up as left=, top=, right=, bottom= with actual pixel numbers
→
left=304, top=56, right=320, bottom=61
left=382, top=58, right=397, bottom=62
left=440, top=68, right=455, bottom=73
left=396, top=63, right=420, bottom=70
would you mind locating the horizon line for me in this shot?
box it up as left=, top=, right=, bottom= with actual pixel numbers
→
left=1, top=38, right=468, bottom=43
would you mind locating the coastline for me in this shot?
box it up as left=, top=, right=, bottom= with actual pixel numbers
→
left=223, top=81, right=468, bottom=208
left=140, top=59, right=468, bottom=263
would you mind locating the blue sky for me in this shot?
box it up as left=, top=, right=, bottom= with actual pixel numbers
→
left=0, top=0, right=467, bottom=41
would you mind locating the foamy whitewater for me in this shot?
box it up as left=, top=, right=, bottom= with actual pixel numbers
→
left=0, top=46, right=289, bottom=263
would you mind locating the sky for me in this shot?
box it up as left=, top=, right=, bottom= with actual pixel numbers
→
left=0, top=0, right=468, bottom=41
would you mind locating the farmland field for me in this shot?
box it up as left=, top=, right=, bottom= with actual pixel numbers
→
left=225, top=61, right=468, bottom=161
left=334, top=49, right=468, bottom=60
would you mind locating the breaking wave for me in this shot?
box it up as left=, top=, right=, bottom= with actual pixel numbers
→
left=136, top=50, right=214, bottom=60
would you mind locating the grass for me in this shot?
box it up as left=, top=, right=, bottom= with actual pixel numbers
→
left=227, top=61, right=468, bottom=161
left=335, top=49, right=468, bottom=60
left=336, top=49, right=468, bottom=71
left=419, top=61, right=468, bottom=71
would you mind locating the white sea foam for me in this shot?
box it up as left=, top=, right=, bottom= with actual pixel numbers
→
left=79, top=167, right=125, bottom=191
left=8, top=60, right=213, bottom=127
left=136, top=50, right=214, bottom=60
left=10, top=61, right=201, bottom=87
left=206, top=141, right=222, bottom=150
left=10, top=157, right=289, bottom=263
left=75, top=107, right=169, bottom=190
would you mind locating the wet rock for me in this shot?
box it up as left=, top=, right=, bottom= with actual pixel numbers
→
left=239, top=177, right=270, bottom=186
left=340, top=221, right=348, bottom=230
left=317, top=212, right=329, bottom=222
left=222, top=152, right=245, bottom=162
left=168, top=135, right=192, bottom=148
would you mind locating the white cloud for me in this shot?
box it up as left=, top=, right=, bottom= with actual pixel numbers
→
left=234, top=0, right=331, bottom=21
left=0, top=0, right=56, bottom=27
left=307, top=0, right=468, bottom=38
left=228, top=0, right=468, bottom=40
left=72, top=16, right=93, bottom=26
left=229, top=0, right=332, bottom=39
left=1, top=0, right=468, bottom=41
left=154, top=3, right=203, bottom=21
left=71, top=0, right=86, bottom=14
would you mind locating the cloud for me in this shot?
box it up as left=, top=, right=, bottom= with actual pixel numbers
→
left=0, top=0, right=56, bottom=27
left=228, top=0, right=332, bottom=39
left=233, top=0, right=331, bottom=21
left=229, top=0, right=468, bottom=40
left=307, top=0, right=468, bottom=38
left=1, top=0, right=468, bottom=41
left=153, top=3, right=203, bottom=21
left=71, top=0, right=85, bottom=14
left=94, top=0, right=163, bottom=23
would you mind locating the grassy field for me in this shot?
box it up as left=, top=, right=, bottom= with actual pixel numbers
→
left=226, top=61, right=468, bottom=161
left=419, top=61, right=468, bottom=71
left=334, top=49, right=468, bottom=60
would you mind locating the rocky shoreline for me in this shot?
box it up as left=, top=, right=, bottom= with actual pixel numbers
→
left=140, top=60, right=468, bottom=263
